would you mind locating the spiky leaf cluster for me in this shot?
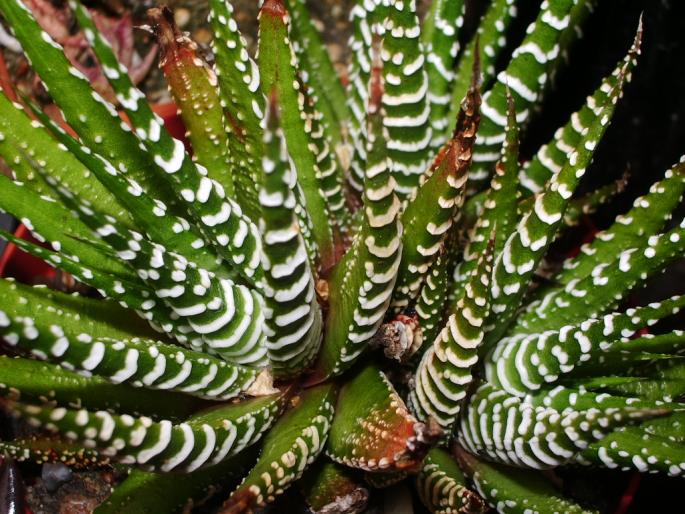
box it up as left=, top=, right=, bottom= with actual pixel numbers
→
left=0, top=0, right=683, bottom=512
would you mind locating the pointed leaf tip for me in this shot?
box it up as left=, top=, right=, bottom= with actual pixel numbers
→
left=261, top=0, right=287, bottom=19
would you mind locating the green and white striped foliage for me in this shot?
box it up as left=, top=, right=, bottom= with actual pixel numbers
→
left=517, top=160, right=685, bottom=331
left=258, top=0, right=338, bottom=269
left=409, top=237, right=493, bottom=428
left=260, top=95, right=323, bottom=377
left=380, top=0, right=433, bottom=199
left=346, top=0, right=387, bottom=194
left=285, top=0, right=351, bottom=153
left=422, top=0, right=466, bottom=150
left=224, top=385, right=335, bottom=511
left=470, top=0, right=590, bottom=190
left=484, top=295, right=685, bottom=397
left=391, top=71, right=480, bottom=310
left=7, top=392, right=285, bottom=472
left=414, top=243, right=458, bottom=346
left=446, top=0, right=518, bottom=137
left=313, top=65, right=402, bottom=379
left=456, top=445, right=600, bottom=514
left=451, top=92, right=519, bottom=306
left=484, top=25, right=641, bottom=345
left=579, top=416, right=685, bottom=477
left=457, top=383, right=666, bottom=470
left=150, top=6, right=234, bottom=196
left=207, top=0, right=264, bottom=220
left=0, top=1, right=684, bottom=512
left=1, top=0, right=266, bottom=287
left=38, top=166, right=268, bottom=366
left=0, top=308, right=265, bottom=401
left=416, top=448, right=487, bottom=514
left=514, top=215, right=685, bottom=335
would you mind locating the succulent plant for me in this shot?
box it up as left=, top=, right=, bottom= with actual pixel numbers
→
left=0, top=0, right=683, bottom=512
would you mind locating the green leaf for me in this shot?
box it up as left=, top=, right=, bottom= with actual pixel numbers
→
left=446, top=0, right=518, bottom=137
left=0, top=174, right=132, bottom=280
left=346, top=0, right=388, bottom=194
left=300, top=460, right=369, bottom=514
left=415, top=244, right=458, bottom=347
left=208, top=0, right=264, bottom=219
left=0, top=356, right=199, bottom=421
left=25, top=99, right=228, bottom=276
left=514, top=218, right=685, bottom=334
left=0, top=278, right=156, bottom=341
left=260, top=95, right=323, bottom=377
left=223, top=384, right=336, bottom=511
left=579, top=427, right=685, bottom=477
left=0, top=0, right=180, bottom=209
left=7, top=392, right=285, bottom=472
left=285, top=0, right=351, bottom=149
left=410, top=237, right=493, bottom=428
left=327, top=364, right=438, bottom=472
left=538, top=162, right=685, bottom=293
left=0, top=297, right=267, bottom=399
left=485, top=295, right=685, bottom=396
left=0, top=92, right=132, bottom=227
left=0, top=229, right=189, bottom=338
left=94, top=448, right=257, bottom=514
left=258, top=0, right=337, bottom=268
left=457, top=383, right=668, bottom=469
left=422, top=0, right=466, bottom=151
left=470, top=0, right=593, bottom=190
left=450, top=91, right=519, bottom=305
left=392, top=71, right=480, bottom=309
left=150, top=7, right=234, bottom=197
left=65, top=1, right=264, bottom=279
left=34, top=167, right=268, bottom=366
left=313, top=67, right=402, bottom=379
left=455, top=445, right=600, bottom=514
left=381, top=0, right=433, bottom=199
left=416, top=448, right=486, bottom=514
left=484, top=27, right=641, bottom=345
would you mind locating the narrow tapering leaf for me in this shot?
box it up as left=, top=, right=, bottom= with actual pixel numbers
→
left=381, top=0, right=433, bottom=198
left=313, top=65, right=402, bottom=379
left=285, top=0, right=350, bottom=149
left=7, top=392, right=285, bottom=472
left=151, top=7, right=233, bottom=196
left=485, top=29, right=640, bottom=344
left=451, top=92, right=519, bottom=305
left=457, top=383, right=667, bottom=469
left=258, top=0, right=337, bottom=268
left=260, top=94, right=323, bottom=377
left=485, top=295, right=685, bottom=396
left=0, top=356, right=199, bottom=421
left=392, top=72, right=480, bottom=309
left=208, top=0, right=264, bottom=218
left=416, top=448, right=487, bottom=514
left=223, top=384, right=335, bottom=511
left=455, top=445, right=600, bottom=514
left=446, top=0, right=518, bottom=136
left=422, top=0, right=466, bottom=150
left=0, top=92, right=132, bottom=226
left=327, top=365, right=439, bottom=472
left=410, top=238, right=493, bottom=428
left=470, top=0, right=592, bottom=189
